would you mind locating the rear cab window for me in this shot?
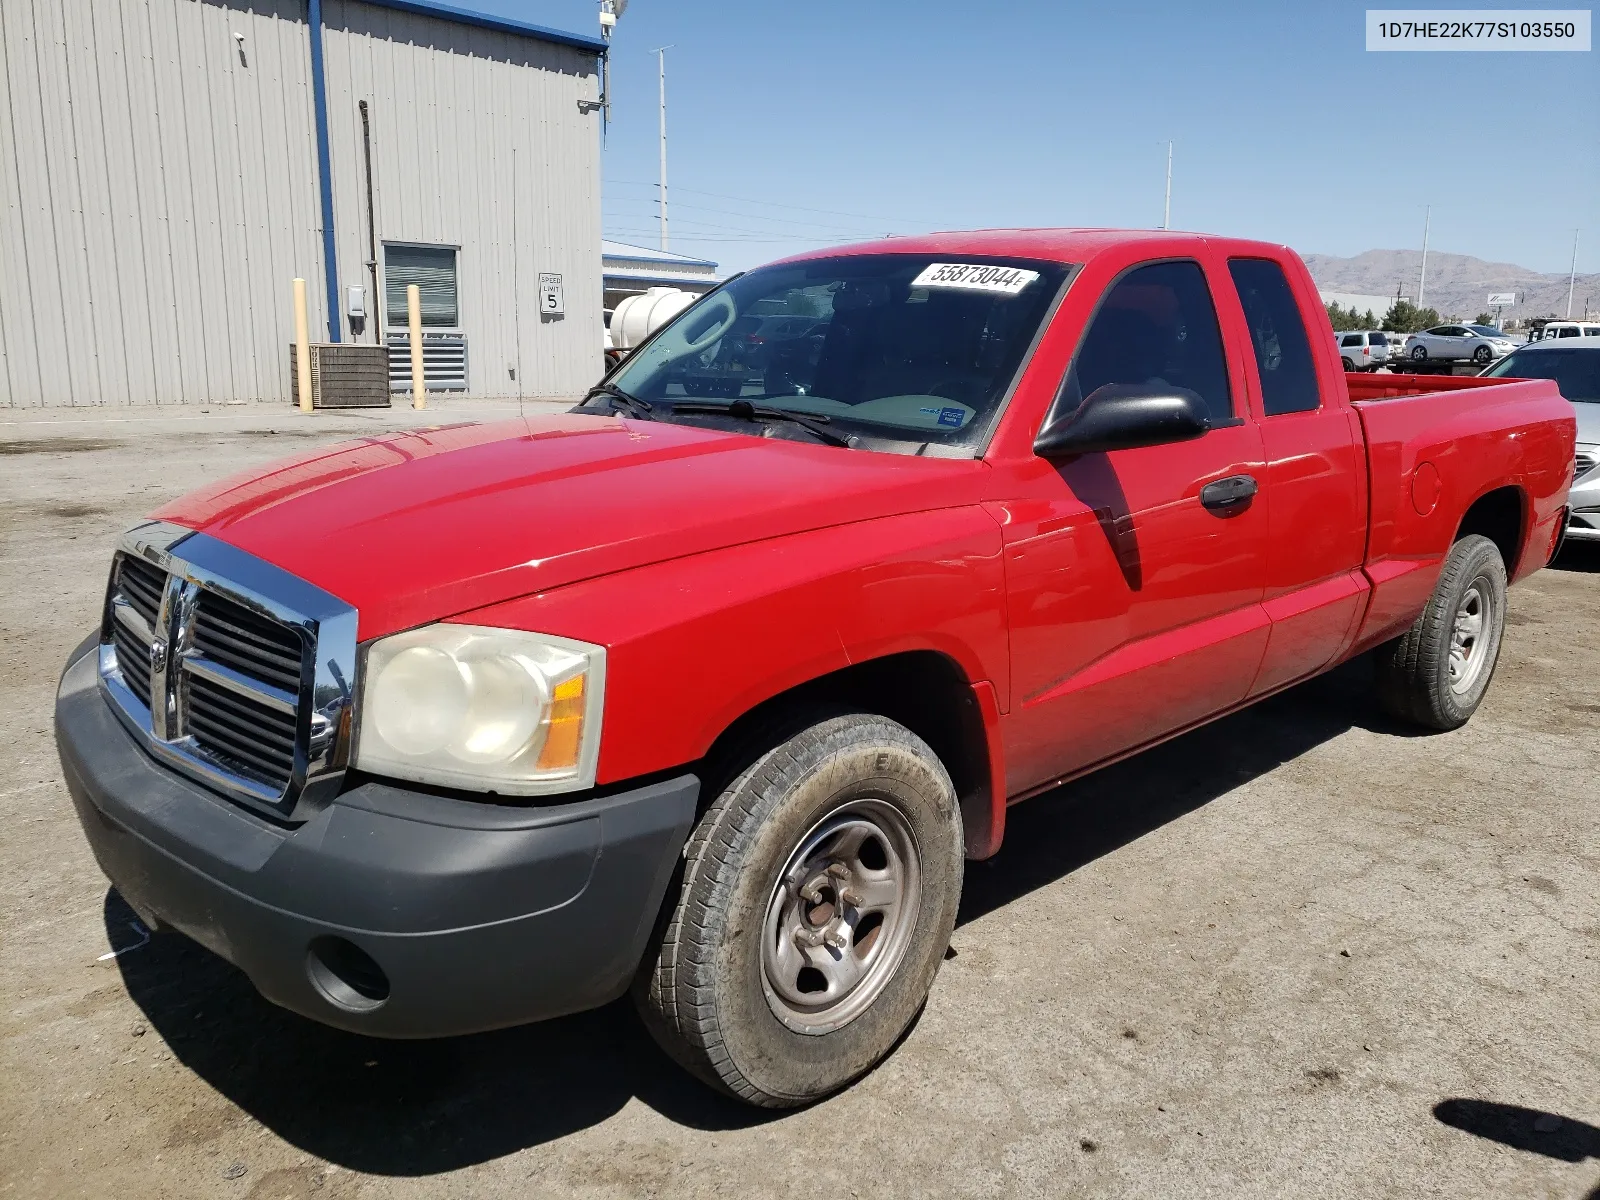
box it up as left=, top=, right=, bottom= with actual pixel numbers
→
left=1227, top=258, right=1321, bottom=415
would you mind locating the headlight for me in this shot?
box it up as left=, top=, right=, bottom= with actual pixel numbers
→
left=355, top=624, right=604, bottom=795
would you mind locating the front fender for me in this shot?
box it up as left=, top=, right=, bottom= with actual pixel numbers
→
left=457, top=508, right=1010, bottom=787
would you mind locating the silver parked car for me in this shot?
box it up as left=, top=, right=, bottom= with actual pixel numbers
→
left=1335, top=329, right=1397, bottom=371
left=1405, top=323, right=1517, bottom=365
left=1480, top=340, right=1600, bottom=543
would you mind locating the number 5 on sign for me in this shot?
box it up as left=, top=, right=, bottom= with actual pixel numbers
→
left=539, top=273, right=564, bottom=316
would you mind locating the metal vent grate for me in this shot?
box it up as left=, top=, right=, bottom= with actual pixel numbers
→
left=386, top=332, right=469, bottom=391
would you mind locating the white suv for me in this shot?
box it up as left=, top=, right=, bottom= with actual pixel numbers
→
left=1335, top=330, right=1397, bottom=371
left=1532, top=321, right=1600, bottom=342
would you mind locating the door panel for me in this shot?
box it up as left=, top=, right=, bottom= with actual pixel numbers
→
left=1220, top=255, right=1370, bottom=698
left=997, top=421, right=1270, bottom=795
left=1247, top=406, right=1369, bottom=693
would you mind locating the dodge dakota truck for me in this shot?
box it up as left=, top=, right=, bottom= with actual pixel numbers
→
left=56, top=230, right=1575, bottom=1108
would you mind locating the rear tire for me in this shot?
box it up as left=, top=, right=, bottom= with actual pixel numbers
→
left=634, top=712, right=964, bottom=1108
left=1411, top=344, right=1428, bottom=361
left=1341, top=357, right=1355, bottom=371
left=1375, top=534, right=1508, bottom=730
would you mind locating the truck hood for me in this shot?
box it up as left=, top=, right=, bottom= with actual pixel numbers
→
left=152, top=413, right=988, bottom=640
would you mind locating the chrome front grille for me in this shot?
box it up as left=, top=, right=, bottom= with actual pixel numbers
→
left=183, top=672, right=298, bottom=788
left=193, top=589, right=305, bottom=692
left=99, top=522, right=358, bottom=819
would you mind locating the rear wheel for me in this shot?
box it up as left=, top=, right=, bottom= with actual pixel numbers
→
left=1411, top=344, right=1428, bottom=361
left=1341, top=356, right=1355, bottom=371
left=634, top=712, right=964, bottom=1107
left=1375, top=534, right=1508, bottom=730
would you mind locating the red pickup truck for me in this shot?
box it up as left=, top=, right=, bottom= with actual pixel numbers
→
left=57, top=230, right=1574, bottom=1108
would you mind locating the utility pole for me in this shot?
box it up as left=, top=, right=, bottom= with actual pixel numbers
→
left=653, top=46, right=672, bottom=252
left=1418, top=205, right=1431, bottom=308
left=1567, top=228, right=1580, bottom=318
left=1161, top=140, right=1172, bottom=230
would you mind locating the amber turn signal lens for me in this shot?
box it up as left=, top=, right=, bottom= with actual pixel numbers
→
left=536, top=675, right=586, bottom=770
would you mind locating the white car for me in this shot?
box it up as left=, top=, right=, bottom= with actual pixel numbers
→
left=1532, top=321, right=1600, bottom=342
left=1479, top=340, right=1600, bottom=544
left=1404, top=324, right=1516, bottom=365
left=1335, top=329, right=1398, bottom=371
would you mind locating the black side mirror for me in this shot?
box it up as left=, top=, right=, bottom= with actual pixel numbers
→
left=1033, top=383, right=1211, bottom=458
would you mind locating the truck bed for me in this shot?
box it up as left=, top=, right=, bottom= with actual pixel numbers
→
left=1346, top=375, right=1574, bottom=654
left=1345, top=372, right=1511, bottom=402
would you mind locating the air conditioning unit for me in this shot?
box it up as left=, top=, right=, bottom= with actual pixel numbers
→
left=285, top=343, right=391, bottom=408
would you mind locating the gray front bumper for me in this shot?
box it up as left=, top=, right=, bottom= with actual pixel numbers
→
left=56, top=636, right=697, bottom=1038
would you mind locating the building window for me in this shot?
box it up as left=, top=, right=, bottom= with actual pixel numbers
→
left=385, top=244, right=458, bottom=328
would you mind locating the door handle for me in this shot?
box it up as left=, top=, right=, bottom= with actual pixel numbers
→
left=1200, top=473, right=1258, bottom=514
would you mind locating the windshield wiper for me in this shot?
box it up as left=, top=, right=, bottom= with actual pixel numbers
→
left=670, top=399, right=851, bottom=447
left=584, top=382, right=655, bottom=420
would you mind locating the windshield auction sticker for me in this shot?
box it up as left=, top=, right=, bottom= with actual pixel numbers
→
left=911, top=263, right=1041, bottom=294
left=1366, top=9, right=1590, bottom=49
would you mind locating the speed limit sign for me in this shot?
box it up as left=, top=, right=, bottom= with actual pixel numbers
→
left=538, top=272, right=564, bottom=315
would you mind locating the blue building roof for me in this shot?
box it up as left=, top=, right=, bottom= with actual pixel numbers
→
left=359, top=0, right=609, bottom=53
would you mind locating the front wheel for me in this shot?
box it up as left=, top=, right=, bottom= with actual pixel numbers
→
left=634, top=713, right=964, bottom=1107
left=1375, top=534, right=1508, bottom=730
left=1473, top=344, right=1493, bottom=364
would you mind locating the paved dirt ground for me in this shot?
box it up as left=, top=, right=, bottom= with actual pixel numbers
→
left=2, top=401, right=1597, bottom=1200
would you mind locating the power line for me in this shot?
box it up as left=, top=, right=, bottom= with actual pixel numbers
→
left=603, top=210, right=887, bottom=240
left=604, top=178, right=953, bottom=228
left=604, top=195, right=889, bottom=236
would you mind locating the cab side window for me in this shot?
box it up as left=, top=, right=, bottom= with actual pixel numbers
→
left=1059, top=260, right=1233, bottom=422
left=1228, top=258, right=1320, bottom=415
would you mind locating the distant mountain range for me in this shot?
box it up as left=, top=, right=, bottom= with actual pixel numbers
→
left=1304, top=249, right=1599, bottom=321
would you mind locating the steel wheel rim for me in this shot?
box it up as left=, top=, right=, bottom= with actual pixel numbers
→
left=760, top=797, right=922, bottom=1035
left=1448, top=580, right=1495, bottom=694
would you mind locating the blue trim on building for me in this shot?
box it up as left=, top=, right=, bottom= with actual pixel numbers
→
left=357, top=0, right=609, bottom=52
left=308, top=0, right=341, bottom=341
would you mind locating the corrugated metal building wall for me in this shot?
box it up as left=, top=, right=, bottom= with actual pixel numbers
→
left=0, top=0, right=602, bottom=407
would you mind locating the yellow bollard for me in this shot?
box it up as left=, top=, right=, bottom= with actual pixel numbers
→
left=408, top=283, right=426, bottom=410
left=293, top=278, right=313, bottom=413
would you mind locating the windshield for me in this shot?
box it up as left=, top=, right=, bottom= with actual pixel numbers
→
left=1483, top=349, right=1600, bottom=402
left=598, top=254, right=1071, bottom=453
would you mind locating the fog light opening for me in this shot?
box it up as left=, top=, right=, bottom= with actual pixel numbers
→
left=306, top=936, right=390, bottom=1012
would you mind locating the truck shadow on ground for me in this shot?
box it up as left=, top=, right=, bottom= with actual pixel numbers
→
left=1552, top=540, right=1600, bottom=574
left=958, top=654, right=1397, bottom=925
left=110, top=655, right=1402, bottom=1175
left=1433, top=1099, right=1600, bottom=1199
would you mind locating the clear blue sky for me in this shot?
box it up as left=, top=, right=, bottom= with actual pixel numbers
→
left=478, top=0, right=1596, bottom=276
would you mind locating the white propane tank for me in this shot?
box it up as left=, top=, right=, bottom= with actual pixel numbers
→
left=613, top=287, right=697, bottom=350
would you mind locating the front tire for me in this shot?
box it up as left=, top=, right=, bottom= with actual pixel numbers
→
left=634, top=713, right=964, bottom=1108
left=1473, top=344, right=1493, bottom=364
left=1375, top=534, right=1508, bottom=730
